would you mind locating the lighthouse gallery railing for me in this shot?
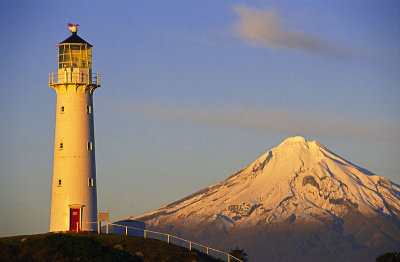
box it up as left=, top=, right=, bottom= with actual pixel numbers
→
left=49, top=72, right=101, bottom=86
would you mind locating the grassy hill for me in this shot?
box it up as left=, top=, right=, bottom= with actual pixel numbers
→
left=0, top=233, right=225, bottom=262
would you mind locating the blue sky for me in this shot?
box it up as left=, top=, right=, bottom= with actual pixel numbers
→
left=0, top=0, right=399, bottom=236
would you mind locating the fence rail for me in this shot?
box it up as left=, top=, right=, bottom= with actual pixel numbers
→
left=80, top=221, right=243, bottom=262
left=49, top=72, right=101, bottom=86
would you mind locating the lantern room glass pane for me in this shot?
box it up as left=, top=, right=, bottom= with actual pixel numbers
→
left=58, top=44, right=92, bottom=69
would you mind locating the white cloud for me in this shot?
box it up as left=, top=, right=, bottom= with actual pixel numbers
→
left=233, top=5, right=345, bottom=55
left=108, top=101, right=400, bottom=144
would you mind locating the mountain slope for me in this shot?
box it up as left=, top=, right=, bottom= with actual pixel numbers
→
left=126, top=137, right=400, bottom=261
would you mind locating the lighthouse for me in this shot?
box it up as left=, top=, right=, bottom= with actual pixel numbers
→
left=49, top=25, right=101, bottom=232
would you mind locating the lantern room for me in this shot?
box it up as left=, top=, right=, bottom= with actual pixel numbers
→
left=51, top=24, right=98, bottom=85
left=57, top=35, right=92, bottom=70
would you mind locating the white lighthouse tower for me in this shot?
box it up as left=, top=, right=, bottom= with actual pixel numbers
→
left=49, top=25, right=101, bottom=232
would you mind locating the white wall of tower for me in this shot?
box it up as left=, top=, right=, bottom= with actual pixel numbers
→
left=50, top=84, right=97, bottom=232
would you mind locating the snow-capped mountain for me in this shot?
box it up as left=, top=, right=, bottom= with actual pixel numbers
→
left=126, top=137, right=400, bottom=261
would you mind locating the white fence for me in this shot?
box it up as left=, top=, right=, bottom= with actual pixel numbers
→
left=80, top=221, right=243, bottom=262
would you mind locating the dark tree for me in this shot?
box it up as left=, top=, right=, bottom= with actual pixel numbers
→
left=229, top=247, right=248, bottom=261
left=376, top=252, right=400, bottom=262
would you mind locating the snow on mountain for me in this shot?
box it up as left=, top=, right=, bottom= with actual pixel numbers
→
left=132, top=136, right=400, bottom=226
left=124, top=136, right=400, bottom=261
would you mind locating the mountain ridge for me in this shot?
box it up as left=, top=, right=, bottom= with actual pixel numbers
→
left=124, top=136, right=400, bottom=261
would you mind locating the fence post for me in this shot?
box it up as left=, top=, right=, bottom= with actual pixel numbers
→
left=206, top=247, right=209, bottom=255
left=189, top=241, right=192, bottom=251
left=144, top=230, right=146, bottom=239
left=228, top=254, right=230, bottom=262
left=106, top=222, right=109, bottom=234
left=97, top=221, right=100, bottom=234
left=125, top=226, right=128, bottom=236
left=76, top=222, right=79, bottom=233
left=167, top=235, right=170, bottom=244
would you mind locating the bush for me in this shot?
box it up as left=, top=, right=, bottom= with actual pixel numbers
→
left=229, top=247, right=248, bottom=262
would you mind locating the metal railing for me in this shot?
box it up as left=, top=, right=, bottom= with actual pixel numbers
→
left=49, top=72, right=101, bottom=86
left=80, top=221, right=243, bottom=262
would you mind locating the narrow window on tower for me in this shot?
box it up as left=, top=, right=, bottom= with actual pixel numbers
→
left=58, top=179, right=62, bottom=187
left=60, top=106, right=65, bottom=113
left=88, top=178, right=94, bottom=187
left=59, top=142, right=64, bottom=149
left=87, top=141, right=93, bottom=150
left=86, top=105, right=92, bottom=114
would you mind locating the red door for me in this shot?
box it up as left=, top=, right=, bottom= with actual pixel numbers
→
left=70, top=208, right=80, bottom=232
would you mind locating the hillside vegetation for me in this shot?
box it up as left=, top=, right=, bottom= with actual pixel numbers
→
left=0, top=233, right=224, bottom=262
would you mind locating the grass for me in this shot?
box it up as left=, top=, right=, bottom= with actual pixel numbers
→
left=0, top=233, right=225, bottom=262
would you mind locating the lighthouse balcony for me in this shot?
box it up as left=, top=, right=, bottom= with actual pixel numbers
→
left=49, top=72, right=101, bottom=87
